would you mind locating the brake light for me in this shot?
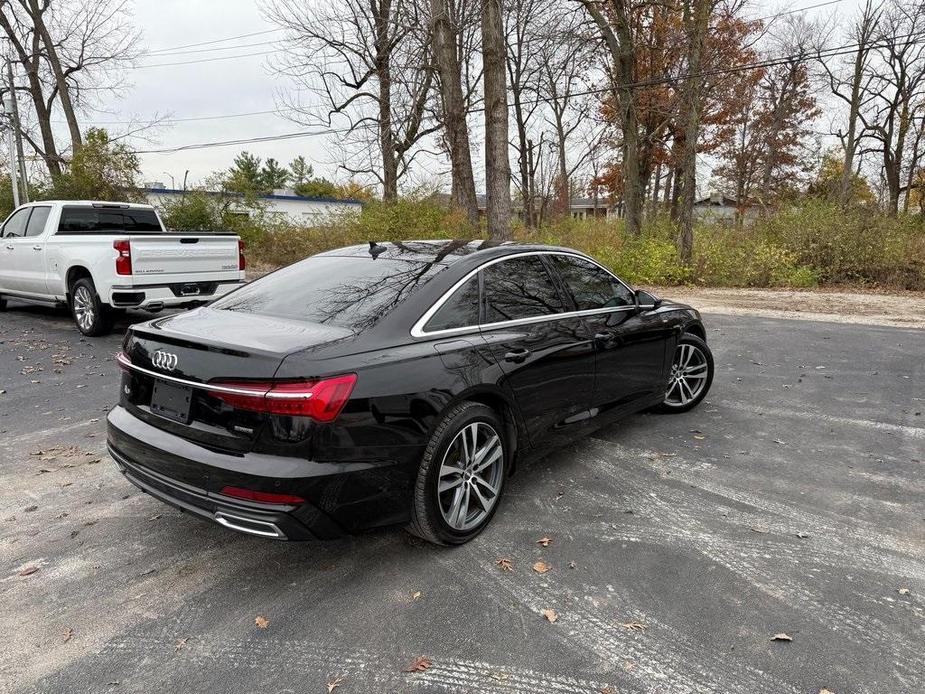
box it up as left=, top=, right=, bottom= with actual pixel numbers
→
left=210, top=374, right=357, bottom=421
left=219, top=486, right=304, bottom=505
left=238, top=239, right=246, bottom=271
left=114, top=239, right=132, bottom=275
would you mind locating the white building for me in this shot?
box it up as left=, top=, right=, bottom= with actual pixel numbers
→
left=143, top=186, right=363, bottom=226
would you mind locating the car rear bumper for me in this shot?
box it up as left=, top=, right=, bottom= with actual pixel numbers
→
left=106, top=280, right=244, bottom=310
left=106, top=405, right=353, bottom=540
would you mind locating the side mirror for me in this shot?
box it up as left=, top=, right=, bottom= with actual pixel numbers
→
left=635, top=289, right=661, bottom=309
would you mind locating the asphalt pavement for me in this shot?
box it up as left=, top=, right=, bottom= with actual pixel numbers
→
left=1, top=299, right=923, bottom=694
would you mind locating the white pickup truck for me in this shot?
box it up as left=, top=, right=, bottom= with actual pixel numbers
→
left=0, top=200, right=246, bottom=336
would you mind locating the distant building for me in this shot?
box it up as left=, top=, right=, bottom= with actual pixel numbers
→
left=143, top=185, right=363, bottom=226
left=432, top=193, right=617, bottom=220
left=693, top=193, right=754, bottom=223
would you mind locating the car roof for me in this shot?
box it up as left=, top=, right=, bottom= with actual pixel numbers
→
left=315, top=239, right=583, bottom=265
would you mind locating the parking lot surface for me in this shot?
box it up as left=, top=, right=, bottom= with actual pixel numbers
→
left=1, top=300, right=923, bottom=694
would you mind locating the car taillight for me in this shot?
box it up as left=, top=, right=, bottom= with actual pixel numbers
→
left=114, top=239, right=132, bottom=275
left=209, top=374, right=356, bottom=421
left=219, top=486, right=304, bottom=505
left=238, top=239, right=246, bottom=271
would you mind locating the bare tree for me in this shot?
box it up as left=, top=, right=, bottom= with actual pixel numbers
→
left=432, top=0, right=479, bottom=224
left=856, top=0, right=925, bottom=214
left=0, top=0, right=138, bottom=177
left=482, top=0, right=512, bottom=239
left=576, top=0, right=643, bottom=235
left=815, top=1, right=880, bottom=208
left=265, top=0, right=439, bottom=200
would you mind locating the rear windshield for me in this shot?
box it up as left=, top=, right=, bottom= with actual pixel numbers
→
left=57, top=207, right=163, bottom=234
left=212, top=255, right=445, bottom=331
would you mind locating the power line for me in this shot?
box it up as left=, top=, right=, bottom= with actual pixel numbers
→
left=141, top=39, right=278, bottom=58
left=136, top=50, right=273, bottom=69
left=749, top=0, right=846, bottom=24
left=133, top=127, right=353, bottom=154
left=145, top=29, right=281, bottom=55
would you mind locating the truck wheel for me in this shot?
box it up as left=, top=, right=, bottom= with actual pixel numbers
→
left=70, top=278, right=112, bottom=337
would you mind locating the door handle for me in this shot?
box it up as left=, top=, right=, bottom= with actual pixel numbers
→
left=32, top=245, right=42, bottom=251
left=4, top=244, right=13, bottom=250
left=504, top=348, right=531, bottom=363
left=594, top=330, right=616, bottom=345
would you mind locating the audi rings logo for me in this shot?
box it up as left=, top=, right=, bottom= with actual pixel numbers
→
left=152, top=350, right=178, bottom=372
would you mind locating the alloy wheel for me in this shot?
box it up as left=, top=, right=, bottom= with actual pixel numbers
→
left=73, top=286, right=96, bottom=332
left=665, top=342, right=709, bottom=407
left=438, top=421, right=504, bottom=531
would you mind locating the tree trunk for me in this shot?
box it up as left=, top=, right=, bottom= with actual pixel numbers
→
left=512, top=94, right=535, bottom=227
left=676, top=0, right=710, bottom=263
left=840, top=46, right=864, bottom=207
left=375, top=0, right=398, bottom=201
left=481, top=0, right=511, bottom=240
left=27, top=0, right=82, bottom=153
left=432, top=0, right=478, bottom=225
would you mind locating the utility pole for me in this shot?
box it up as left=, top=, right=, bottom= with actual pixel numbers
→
left=5, top=58, right=27, bottom=202
left=5, top=114, right=18, bottom=207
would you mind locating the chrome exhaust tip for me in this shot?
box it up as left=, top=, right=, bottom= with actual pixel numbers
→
left=214, top=511, right=286, bottom=539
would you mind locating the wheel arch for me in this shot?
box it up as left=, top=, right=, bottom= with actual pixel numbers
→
left=683, top=320, right=706, bottom=341
left=65, top=265, right=94, bottom=300
left=449, top=385, right=523, bottom=473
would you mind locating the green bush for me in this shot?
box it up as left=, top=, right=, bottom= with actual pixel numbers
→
left=240, top=197, right=922, bottom=290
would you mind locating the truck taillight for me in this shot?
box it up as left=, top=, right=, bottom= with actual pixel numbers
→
left=114, top=240, right=132, bottom=275
left=238, top=239, right=246, bottom=271
left=209, top=374, right=357, bottom=422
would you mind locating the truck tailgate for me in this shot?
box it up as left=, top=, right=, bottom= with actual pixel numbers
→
left=131, top=235, right=241, bottom=282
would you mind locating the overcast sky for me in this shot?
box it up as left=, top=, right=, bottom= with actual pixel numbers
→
left=92, top=0, right=864, bottom=191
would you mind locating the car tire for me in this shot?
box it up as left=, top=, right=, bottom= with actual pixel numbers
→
left=70, top=278, right=113, bottom=337
left=654, top=333, right=714, bottom=413
left=408, top=401, right=508, bottom=546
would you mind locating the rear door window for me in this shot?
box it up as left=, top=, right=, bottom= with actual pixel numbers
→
left=57, top=207, right=162, bottom=233
left=213, top=255, right=445, bottom=332
left=482, top=256, right=565, bottom=323
left=24, top=206, right=51, bottom=237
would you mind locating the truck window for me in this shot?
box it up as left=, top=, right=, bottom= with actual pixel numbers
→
left=57, top=207, right=163, bottom=234
left=24, top=206, right=51, bottom=237
left=1, top=208, right=31, bottom=238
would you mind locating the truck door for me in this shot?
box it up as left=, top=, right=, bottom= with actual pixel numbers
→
left=0, top=207, right=34, bottom=293
left=18, top=206, right=52, bottom=295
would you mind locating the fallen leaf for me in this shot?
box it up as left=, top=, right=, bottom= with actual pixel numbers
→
left=404, top=656, right=432, bottom=672
left=750, top=527, right=770, bottom=534
left=568, top=561, right=577, bottom=569
left=24, top=505, right=38, bottom=512
left=897, top=587, right=910, bottom=595
left=532, top=561, right=550, bottom=574
left=819, top=689, right=835, bottom=694
left=174, top=637, right=189, bottom=653
left=255, top=615, right=270, bottom=630
left=795, top=532, right=810, bottom=539
left=412, top=591, right=422, bottom=600
left=771, top=633, right=793, bottom=642
left=62, top=628, right=74, bottom=643
left=18, top=566, right=39, bottom=576
left=541, top=608, right=558, bottom=623
left=693, top=435, right=705, bottom=440
left=536, top=537, right=552, bottom=547
left=621, top=622, right=646, bottom=632
left=489, top=671, right=510, bottom=681
left=148, top=514, right=162, bottom=522
left=495, top=558, right=513, bottom=572
left=327, top=676, right=344, bottom=692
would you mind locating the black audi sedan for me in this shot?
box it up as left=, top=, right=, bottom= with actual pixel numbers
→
left=107, top=240, right=713, bottom=544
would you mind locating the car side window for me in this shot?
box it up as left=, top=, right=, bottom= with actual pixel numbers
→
left=424, top=275, right=480, bottom=332
left=483, top=256, right=564, bottom=323
left=24, top=206, right=51, bottom=238
left=1, top=208, right=31, bottom=239
left=549, top=255, right=635, bottom=310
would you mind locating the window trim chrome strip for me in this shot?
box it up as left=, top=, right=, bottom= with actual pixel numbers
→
left=116, top=352, right=314, bottom=399
left=409, top=250, right=638, bottom=339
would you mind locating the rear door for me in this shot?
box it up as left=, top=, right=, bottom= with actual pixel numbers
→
left=18, top=206, right=52, bottom=295
left=478, top=254, right=595, bottom=447
left=547, top=254, right=670, bottom=413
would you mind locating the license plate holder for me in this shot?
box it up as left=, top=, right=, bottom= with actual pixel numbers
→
left=151, top=379, right=192, bottom=424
